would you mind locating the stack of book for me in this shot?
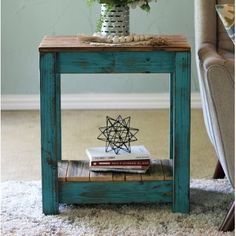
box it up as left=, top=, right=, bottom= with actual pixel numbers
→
left=86, top=145, right=151, bottom=173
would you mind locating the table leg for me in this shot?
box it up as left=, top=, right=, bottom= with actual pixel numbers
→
left=40, top=52, right=61, bottom=215
left=169, top=73, right=175, bottom=160
left=56, top=71, right=61, bottom=162
left=172, top=52, right=191, bottom=213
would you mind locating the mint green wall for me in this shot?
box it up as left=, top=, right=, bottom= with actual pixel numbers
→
left=2, top=0, right=198, bottom=95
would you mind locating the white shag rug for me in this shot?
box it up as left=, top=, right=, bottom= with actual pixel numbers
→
left=1, top=179, right=234, bottom=236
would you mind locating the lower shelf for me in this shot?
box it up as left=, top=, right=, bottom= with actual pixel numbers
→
left=58, top=159, right=173, bottom=204
left=58, top=159, right=173, bottom=182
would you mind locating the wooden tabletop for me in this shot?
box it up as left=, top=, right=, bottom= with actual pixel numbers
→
left=39, top=35, right=190, bottom=52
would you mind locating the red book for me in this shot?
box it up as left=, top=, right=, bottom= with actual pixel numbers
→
left=91, top=159, right=150, bottom=167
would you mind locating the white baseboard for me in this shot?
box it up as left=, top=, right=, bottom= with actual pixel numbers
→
left=1, top=93, right=202, bottom=110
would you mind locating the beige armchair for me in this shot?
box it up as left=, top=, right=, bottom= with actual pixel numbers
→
left=194, top=0, right=234, bottom=231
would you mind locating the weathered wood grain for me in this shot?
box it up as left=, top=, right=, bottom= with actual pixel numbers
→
left=58, top=51, right=175, bottom=74
left=60, top=160, right=171, bottom=182
left=169, top=72, right=174, bottom=160
left=172, top=52, right=191, bottom=213
left=89, top=170, right=113, bottom=182
left=40, top=52, right=60, bottom=215
left=161, top=159, right=173, bottom=180
left=112, top=172, right=125, bottom=182
left=66, top=161, right=90, bottom=182
left=39, top=35, right=190, bottom=52
left=125, top=172, right=142, bottom=181
left=58, top=161, right=69, bottom=182
left=58, top=181, right=173, bottom=204
left=141, top=159, right=164, bottom=181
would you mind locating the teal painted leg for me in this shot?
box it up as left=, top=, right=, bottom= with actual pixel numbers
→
left=40, top=53, right=61, bottom=215
left=56, top=72, right=61, bottom=162
left=169, top=73, right=174, bottom=160
left=172, top=52, right=191, bottom=213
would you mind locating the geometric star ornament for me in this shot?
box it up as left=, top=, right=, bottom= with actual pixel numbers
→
left=97, top=115, right=139, bottom=155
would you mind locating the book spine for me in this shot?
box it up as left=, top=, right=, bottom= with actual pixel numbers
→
left=90, top=155, right=150, bottom=161
left=89, top=168, right=148, bottom=173
left=90, top=166, right=149, bottom=170
left=91, top=160, right=150, bottom=166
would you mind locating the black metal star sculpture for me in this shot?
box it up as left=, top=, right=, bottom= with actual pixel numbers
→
left=97, top=115, right=139, bottom=155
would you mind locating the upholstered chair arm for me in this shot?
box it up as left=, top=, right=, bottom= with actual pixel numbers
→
left=197, top=43, right=223, bottom=69
left=197, top=43, right=234, bottom=78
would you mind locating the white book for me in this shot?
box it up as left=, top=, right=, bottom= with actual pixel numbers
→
left=90, top=165, right=149, bottom=170
left=86, top=145, right=150, bottom=162
left=89, top=166, right=150, bottom=174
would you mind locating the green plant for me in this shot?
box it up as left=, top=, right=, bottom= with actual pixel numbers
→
left=87, top=0, right=157, bottom=12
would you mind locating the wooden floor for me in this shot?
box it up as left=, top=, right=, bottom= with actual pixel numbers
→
left=58, top=159, right=173, bottom=182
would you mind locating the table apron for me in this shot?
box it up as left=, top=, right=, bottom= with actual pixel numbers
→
left=54, top=51, right=177, bottom=74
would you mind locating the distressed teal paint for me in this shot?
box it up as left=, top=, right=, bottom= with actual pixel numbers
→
left=58, top=51, right=175, bottom=74
left=40, top=47, right=191, bottom=215
left=40, top=53, right=61, bottom=215
left=56, top=71, right=61, bottom=162
left=59, top=181, right=173, bottom=204
left=172, top=52, right=191, bottom=213
left=169, top=73, right=175, bottom=160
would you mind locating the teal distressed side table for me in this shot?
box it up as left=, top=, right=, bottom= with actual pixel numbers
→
left=39, top=35, right=191, bottom=215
